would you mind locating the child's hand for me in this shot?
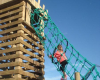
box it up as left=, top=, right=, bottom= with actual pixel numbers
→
left=49, top=55, right=52, bottom=58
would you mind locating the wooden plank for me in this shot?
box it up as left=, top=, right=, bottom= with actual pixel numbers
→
left=0, top=42, right=44, bottom=62
left=0, top=33, right=21, bottom=41
left=0, top=69, right=44, bottom=80
left=0, top=1, right=24, bottom=14
left=22, top=21, right=36, bottom=33
left=22, top=21, right=46, bottom=42
left=0, top=62, right=44, bottom=74
left=0, top=20, right=23, bottom=29
left=20, top=33, right=44, bottom=55
left=20, top=63, right=44, bottom=74
left=0, top=69, right=19, bottom=75
left=19, top=53, right=43, bottom=67
left=20, top=47, right=44, bottom=62
left=0, top=7, right=23, bottom=19
left=25, top=2, right=31, bottom=25
left=0, top=13, right=22, bottom=24
left=21, top=1, right=25, bottom=21
left=21, top=26, right=39, bottom=41
left=0, top=53, right=44, bottom=68
left=0, top=40, right=20, bottom=48
left=19, top=39, right=44, bottom=56
left=21, top=26, right=44, bottom=50
left=0, top=36, right=44, bottom=61
left=0, top=0, right=13, bottom=5
left=0, top=47, right=20, bottom=54
left=0, top=19, right=43, bottom=50
left=0, top=78, right=26, bottom=80
left=0, top=26, right=22, bottom=35
left=0, top=54, right=20, bottom=61
left=0, top=33, right=44, bottom=57
left=19, top=70, right=44, bottom=80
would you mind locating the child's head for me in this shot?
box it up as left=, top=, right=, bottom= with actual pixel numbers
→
left=57, top=45, right=63, bottom=51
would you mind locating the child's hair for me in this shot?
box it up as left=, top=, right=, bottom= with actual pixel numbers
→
left=57, top=44, right=63, bottom=50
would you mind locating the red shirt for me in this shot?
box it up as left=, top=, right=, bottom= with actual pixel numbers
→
left=51, top=50, right=67, bottom=63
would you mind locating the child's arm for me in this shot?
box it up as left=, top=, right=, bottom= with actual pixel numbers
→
left=49, top=55, right=52, bottom=58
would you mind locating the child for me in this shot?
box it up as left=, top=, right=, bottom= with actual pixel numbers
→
left=61, top=75, right=67, bottom=80
left=49, top=45, right=68, bottom=79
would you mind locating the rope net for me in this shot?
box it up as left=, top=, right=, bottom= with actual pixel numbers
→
left=30, top=8, right=100, bottom=80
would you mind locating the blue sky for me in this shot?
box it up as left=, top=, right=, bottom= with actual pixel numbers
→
left=40, top=0, right=100, bottom=80
left=0, top=0, right=99, bottom=80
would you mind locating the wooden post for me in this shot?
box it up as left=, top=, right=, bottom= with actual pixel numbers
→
left=26, top=2, right=31, bottom=25
left=38, top=0, right=40, bottom=8
left=43, top=4, right=45, bottom=10
left=22, top=1, right=25, bottom=21
left=75, top=72, right=80, bottom=80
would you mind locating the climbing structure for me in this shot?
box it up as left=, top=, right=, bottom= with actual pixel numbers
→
left=0, top=0, right=45, bottom=80
left=30, top=8, right=100, bottom=80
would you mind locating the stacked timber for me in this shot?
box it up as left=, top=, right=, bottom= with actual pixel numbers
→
left=0, top=0, right=45, bottom=80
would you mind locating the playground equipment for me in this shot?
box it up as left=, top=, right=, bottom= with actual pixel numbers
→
left=0, top=0, right=100, bottom=80
left=30, top=8, right=100, bottom=80
left=0, top=0, right=45, bottom=80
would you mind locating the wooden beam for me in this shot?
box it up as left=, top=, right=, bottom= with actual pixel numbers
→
left=0, top=14, right=22, bottom=24
left=19, top=39, right=44, bottom=56
left=21, top=62, right=44, bottom=74
left=0, top=62, right=44, bottom=74
left=0, top=0, right=45, bottom=79
left=0, top=0, right=13, bottom=5
left=1, top=41, right=44, bottom=62
left=20, top=33, right=44, bottom=53
left=0, top=33, right=44, bottom=57
left=0, top=40, right=20, bottom=47
left=25, top=1, right=31, bottom=25
left=0, top=39, right=44, bottom=62
left=0, top=20, right=23, bottom=29
left=0, top=47, right=20, bottom=54
left=0, top=33, right=21, bottom=41
left=19, top=70, right=44, bottom=80
left=43, top=4, right=45, bottom=10
left=0, top=26, right=22, bottom=35
left=20, top=47, right=44, bottom=62
left=0, top=69, right=19, bottom=75
left=0, top=20, right=39, bottom=41
left=0, top=69, right=44, bottom=80
left=0, top=53, right=44, bottom=68
left=27, top=0, right=41, bottom=8
left=22, top=21, right=36, bottom=33
left=21, top=1, right=25, bottom=21
left=0, top=7, right=23, bottom=19
left=21, top=26, right=39, bottom=41
left=0, top=54, right=20, bottom=61
left=0, top=78, right=26, bottom=80
left=20, top=53, right=43, bottom=67
left=0, top=1, right=24, bottom=14
left=21, top=26, right=44, bottom=50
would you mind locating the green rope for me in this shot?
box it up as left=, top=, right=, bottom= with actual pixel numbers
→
left=30, top=8, right=100, bottom=80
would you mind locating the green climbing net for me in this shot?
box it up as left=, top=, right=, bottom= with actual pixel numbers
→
left=30, top=8, right=100, bottom=80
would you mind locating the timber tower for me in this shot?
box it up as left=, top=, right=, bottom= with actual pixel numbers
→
left=0, top=0, right=45, bottom=80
